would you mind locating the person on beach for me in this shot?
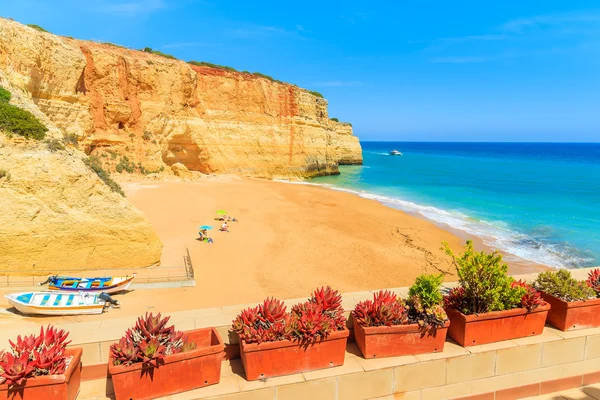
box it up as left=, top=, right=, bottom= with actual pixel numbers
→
left=220, top=221, right=229, bottom=232
left=199, top=229, right=214, bottom=243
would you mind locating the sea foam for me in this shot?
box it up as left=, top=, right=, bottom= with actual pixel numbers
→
left=277, top=179, right=591, bottom=269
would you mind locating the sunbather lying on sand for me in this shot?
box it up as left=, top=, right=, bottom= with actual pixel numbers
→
left=220, top=222, right=229, bottom=232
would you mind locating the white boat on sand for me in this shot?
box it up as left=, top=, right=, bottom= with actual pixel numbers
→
left=5, top=291, right=119, bottom=316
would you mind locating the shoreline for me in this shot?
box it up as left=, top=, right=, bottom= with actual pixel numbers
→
left=123, top=175, right=548, bottom=280
left=275, top=178, right=551, bottom=274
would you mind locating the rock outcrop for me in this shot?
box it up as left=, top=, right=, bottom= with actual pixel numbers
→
left=0, top=136, right=162, bottom=272
left=0, top=18, right=363, bottom=179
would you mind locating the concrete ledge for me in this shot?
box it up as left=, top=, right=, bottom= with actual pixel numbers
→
left=78, top=329, right=600, bottom=400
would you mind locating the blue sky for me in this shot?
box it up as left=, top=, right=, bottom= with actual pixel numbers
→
left=2, top=1, right=600, bottom=141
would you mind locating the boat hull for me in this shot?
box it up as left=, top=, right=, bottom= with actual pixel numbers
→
left=8, top=300, right=105, bottom=315
left=45, top=275, right=135, bottom=294
left=48, top=277, right=134, bottom=294
left=5, top=292, right=107, bottom=316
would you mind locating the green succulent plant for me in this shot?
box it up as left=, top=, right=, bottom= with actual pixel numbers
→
left=442, top=240, right=529, bottom=314
left=533, top=269, right=595, bottom=302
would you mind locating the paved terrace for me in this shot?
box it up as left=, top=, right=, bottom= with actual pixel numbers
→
left=0, top=267, right=598, bottom=400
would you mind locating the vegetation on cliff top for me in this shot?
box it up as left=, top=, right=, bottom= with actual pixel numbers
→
left=187, top=60, right=285, bottom=84
left=329, top=117, right=352, bottom=126
left=83, top=156, right=125, bottom=197
left=141, top=47, right=176, bottom=60
left=188, top=60, right=237, bottom=72
left=0, top=87, right=48, bottom=140
left=26, top=24, right=48, bottom=33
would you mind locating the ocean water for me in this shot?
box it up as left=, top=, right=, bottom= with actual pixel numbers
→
left=312, top=142, right=600, bottom=268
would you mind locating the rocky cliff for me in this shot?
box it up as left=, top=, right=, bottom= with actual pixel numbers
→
left=0, top=135, right=162, bottom=272
left=0, top=18, right=362, bottom=179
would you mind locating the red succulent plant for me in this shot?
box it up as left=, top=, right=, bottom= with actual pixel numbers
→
left=309, top=286, right=346, bottom=331
left=232, top=286, right=347, bottom=346
left=110, top=312, right=196, bottom=367
left=511, top=280, right=544, bottom=311
left=0, top=353, right=34, bottom=387
left=353, top=290, right=407, bottom=327
left=444, top=286, right=467, bottom=312
left=587, top=268, right=600, bottom=297
left=232, top=298, right=290, bottom=344
left=0, top=325, right=71, bottom=388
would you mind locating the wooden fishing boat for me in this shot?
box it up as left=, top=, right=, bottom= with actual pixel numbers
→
left=5, top=291, right=118, bottom=316
left=39, top=274, right=135, bottom=294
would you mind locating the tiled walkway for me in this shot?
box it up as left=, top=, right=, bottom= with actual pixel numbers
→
left=525, top=384, right=600, bottom=399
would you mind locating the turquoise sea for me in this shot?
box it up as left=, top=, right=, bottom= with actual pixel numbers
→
left=312, top=142, right=600, bottom=268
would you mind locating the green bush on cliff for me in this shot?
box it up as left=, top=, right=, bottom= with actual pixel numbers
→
left=0, top=87, right=48, bottom=140
left=308, top=90, right=324, bottom=98
left=0, top=169, right=10, bottom=180
left=83, top=156, right=125, bottom=197
left=141, top=47, right=176, bottom=60
left=330, top=117, right=339, bottom=123
left=46, top=139, right=65, bottom=152
left=0, top=87, right=11, bottom=103
left=116, top=155, right=136, bottom=173
left=63, top=133, right=79, bottom=147
left=27, top=24, right=49, bottom=33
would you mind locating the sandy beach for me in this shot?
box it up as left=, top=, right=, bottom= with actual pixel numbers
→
left=122, top=177, right=547, bottom=305
left=0, top=176, right=550, bottom=323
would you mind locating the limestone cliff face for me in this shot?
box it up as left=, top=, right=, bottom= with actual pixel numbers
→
left=0, top=18, right=362, bottom=179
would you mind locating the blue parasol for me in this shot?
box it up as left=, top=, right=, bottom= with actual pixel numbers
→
left=198, top=225, right=213, bottom=230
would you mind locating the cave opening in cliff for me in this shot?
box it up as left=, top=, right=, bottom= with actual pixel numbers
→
left=118, top=121, right=125, bottom=129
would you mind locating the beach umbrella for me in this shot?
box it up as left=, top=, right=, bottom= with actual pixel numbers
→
left=198, top=225, right=213, bottom=230
left=216, top=210, right=227, bottom=215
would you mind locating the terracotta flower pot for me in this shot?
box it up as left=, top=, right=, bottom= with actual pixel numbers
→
left=446, top=303, right=550, bottom=346
left=108, top=328, right=224, bottom=400
left=540, top=292, right=600, bottom=331
left=353, top=318, right=449, bottom=358
left=240, top=328, right=349, bottom=380
left=0, top=347, right=82, bottom=400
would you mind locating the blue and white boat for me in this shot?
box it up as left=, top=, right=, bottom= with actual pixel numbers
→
left=5, top=291, right=118, bottom=316
left=38, top=274, right=135, bottom=294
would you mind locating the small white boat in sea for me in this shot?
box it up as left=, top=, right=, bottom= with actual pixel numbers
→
left=5, top=291, right=119, bottom=316
left=39, top=274, right=135, bottom=294
left=390, top=150, right=403, bottom=156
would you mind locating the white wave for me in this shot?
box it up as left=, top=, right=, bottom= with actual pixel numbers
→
left=311, top=184, right=592, bottom=269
